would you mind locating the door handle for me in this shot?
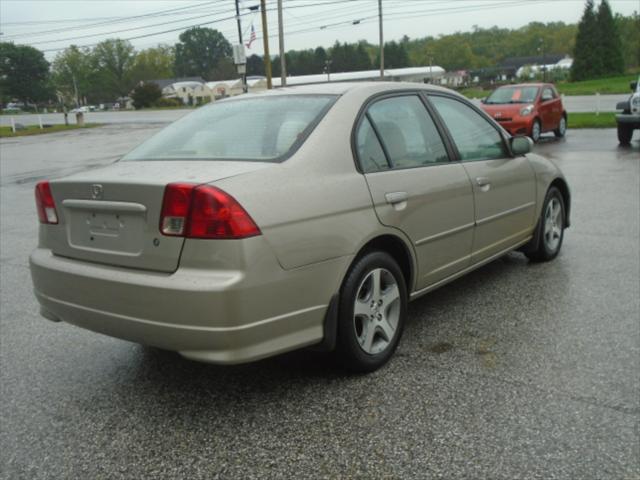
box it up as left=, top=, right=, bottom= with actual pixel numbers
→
left=475, top=177, right=491, bottom=187
left=385, top=191, right=408, bottom=204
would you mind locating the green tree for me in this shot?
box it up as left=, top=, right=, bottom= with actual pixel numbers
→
left=246, top=54, right=265, bottom=76
left=0, top=42, right=52, bottom=106
left=174, top=27, right=232, bottom=80
left=92, top=38, right=136, bottom=99
left=51, top=45, right=93, bottom=106
left=596, top=0, right=625, bottom=75
left=377, top=41, right=410, bottom=69
left=131, top=82, right=162, bottom=109
left=571, top=0, right=602, bottom=80
left=130, top=45, right=174, bottom=82
left=314, top=47, right=328, bottom=73
left=615, top=12, right=640, bottom=70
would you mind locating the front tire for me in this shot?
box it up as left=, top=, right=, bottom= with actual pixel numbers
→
left=336, top=251, right=407, bottom=373
left=525, top=187, right=566, bottom=262
left=617, top=123, right=633, bottom=145
left=530, top=119, right=542, bottom=143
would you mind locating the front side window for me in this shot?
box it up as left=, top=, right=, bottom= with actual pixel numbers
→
left=430, top=96, right=506, bottom=162
left=541, top=87, right=555, bottom=101
left=123, top=95, right=335, bottom=162
left=366, top=96, right=449, bottom=169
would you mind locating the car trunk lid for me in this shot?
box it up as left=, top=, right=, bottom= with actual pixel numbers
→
left=47, top=160, right=271, bottom=272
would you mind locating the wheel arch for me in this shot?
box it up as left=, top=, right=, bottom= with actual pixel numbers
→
left=355, top=234, right=415, bottom=293
left=315, top=233, right=416, bottom=352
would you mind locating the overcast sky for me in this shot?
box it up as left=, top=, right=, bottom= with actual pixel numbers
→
left=1, top=0, right=638, bottom=61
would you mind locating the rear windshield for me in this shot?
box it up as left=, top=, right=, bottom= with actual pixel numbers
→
left=123, top=95, right=336, bottom=162
left=485, top=86, right=539, bottom=104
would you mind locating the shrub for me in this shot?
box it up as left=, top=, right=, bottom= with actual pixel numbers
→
left=152, top=97, right=183, bottom=108
left=131, top=83, right=162, bottom=109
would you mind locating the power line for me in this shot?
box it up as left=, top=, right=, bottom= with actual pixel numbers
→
left=27, top=8, right=237, bottom=46
left=33, top=0, right=360, bottom=51
left=33, top=0, right=543, bottom=54
left=1, top=1, right=225, bottom=40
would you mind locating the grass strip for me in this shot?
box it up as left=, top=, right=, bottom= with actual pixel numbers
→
left=0, top=123, right=102, bottom=138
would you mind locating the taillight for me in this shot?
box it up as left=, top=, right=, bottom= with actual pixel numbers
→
left=160, top=183, right=260, bottom=239
left=35, top=181, right=58, bottom=224
left=159, top=183, right=192, bottom=236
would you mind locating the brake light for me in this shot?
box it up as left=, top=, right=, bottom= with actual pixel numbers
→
left=160, top=183, right=260, bottom=239
left=35, top=181, right=58, bottom=224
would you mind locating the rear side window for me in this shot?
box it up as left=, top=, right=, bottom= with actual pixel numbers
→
left=356, top=117, right=389, bottom=173
left=123, top=95, right=335, bottom=162
left=367, top=96, right=449, bottom=169
left=430, top=96, right=506, bottom=162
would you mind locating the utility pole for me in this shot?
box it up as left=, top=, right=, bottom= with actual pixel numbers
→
left=260, top=0, right=272, bottom=89
left=234, top=0, right=248, bottom=93
left=378, top=0, right=384, bottom=79
left=278, top=0, right=286, bottom=86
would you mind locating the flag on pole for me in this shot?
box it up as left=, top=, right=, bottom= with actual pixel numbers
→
left=245, top=23, right=257, bottom=49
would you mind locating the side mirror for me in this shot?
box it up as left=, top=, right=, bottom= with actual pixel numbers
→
left=510, top=136, right=532, bottom=155
left=631, top=81, right=638, bottom=91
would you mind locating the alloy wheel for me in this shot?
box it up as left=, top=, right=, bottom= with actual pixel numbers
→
left=543, top=197, right=563, bottom=252
left=353, top=268, right=401, bottom=355
left=558, top=117, right=566, bottom=136
left=532, top=120, right=541, bottom=142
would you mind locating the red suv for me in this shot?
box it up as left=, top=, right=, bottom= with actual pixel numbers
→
left=480, top=83, right=567, bottom=142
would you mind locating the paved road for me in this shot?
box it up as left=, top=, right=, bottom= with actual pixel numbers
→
left=0, top=93, right=630, bottom=127
left=0, top=128, right=638, bottom=479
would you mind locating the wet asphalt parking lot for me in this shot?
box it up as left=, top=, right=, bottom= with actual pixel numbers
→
left=0, top=125, right=639, bottom=479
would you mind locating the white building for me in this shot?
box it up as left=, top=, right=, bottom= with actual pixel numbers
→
left=271, top=66, right=445, bottom=87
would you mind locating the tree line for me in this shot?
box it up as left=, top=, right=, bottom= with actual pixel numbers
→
left=1, top=6, right=638, bottom=108
left=571, top=0, right=630, bottom=81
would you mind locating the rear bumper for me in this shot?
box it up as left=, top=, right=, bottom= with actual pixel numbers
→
left=30, top=247, right=348, bottom=364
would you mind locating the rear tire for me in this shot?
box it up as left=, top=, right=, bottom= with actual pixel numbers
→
left=525, top=187, right=565, bottom=262
left=617, top=123, right=633, bottom=145
left=530, top=119, right=542, bottom=143
left=336, top=251, right=407, bottom=373
left=554, top=115, right=567, bottom=138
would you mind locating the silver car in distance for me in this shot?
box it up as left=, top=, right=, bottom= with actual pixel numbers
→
left=30, top=82, right=571, bottom=372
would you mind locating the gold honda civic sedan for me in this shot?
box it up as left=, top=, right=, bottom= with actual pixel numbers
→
left=30, top=82, right=570, bottom=372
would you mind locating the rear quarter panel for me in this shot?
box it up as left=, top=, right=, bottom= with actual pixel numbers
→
left=212, top=89, right=391, bottom=272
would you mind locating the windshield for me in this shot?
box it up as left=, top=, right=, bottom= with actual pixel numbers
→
left=123, top=95, right=336, bottom=162
left=485, top=86, right=540, bottom=104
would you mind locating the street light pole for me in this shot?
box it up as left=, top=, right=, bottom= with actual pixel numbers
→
left=378, top=0, right=384, bottom=79
left=278, top=0, right=286, bottom=86
left=235, top=0, right=248, bottom=93
left=260, top=0, right=272, bottom=89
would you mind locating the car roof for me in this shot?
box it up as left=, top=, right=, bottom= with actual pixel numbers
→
left=496, top=83, right=548, bottom=88
left=254, top=81, right=458, bottom=97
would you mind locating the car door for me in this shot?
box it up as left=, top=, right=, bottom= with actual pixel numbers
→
left=539, top=86, right=559, bottom=131
left=428, top=94, right=537, bottom=264
left=355, top=93, right=475, bottom=290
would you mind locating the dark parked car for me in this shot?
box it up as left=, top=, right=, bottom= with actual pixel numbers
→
left=615, top=76, right=640, bottom=145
